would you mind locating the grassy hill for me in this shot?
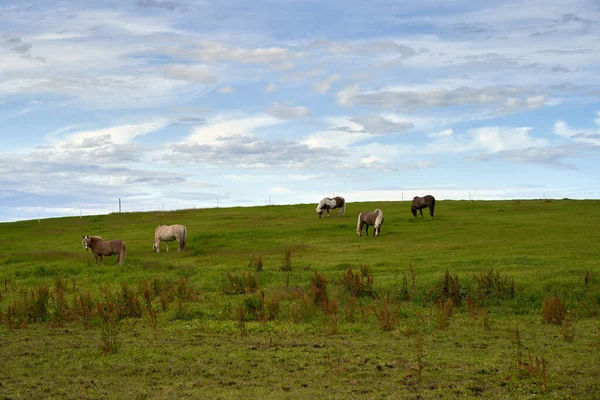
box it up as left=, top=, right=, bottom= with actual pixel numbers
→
left=1, top=200, right=599, bottom=399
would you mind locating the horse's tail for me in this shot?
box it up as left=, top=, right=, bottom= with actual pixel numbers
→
left=120, top=242, right=126, bottom=265
left=356, top=213, right=363, bottom=236
left=374, top=209, right=384, bottom=228
left=181, top=225, right=187, bottom=250
left=430, top=197, right=435, bottom=217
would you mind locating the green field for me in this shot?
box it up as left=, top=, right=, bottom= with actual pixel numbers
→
left=1, top=200, right=599, bottom=399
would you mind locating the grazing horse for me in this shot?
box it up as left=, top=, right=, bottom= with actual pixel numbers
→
left=411, top=195, right=436, bottom=218
left=356, top=209, right=384, bottom=237
left=153, top=224, right=187, bottom=252
left=82, top=236, right=126, bottom=265
left=316, top=196, right=346, bottom=218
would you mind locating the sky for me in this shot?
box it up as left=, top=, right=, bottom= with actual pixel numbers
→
left=1, top=0, right=599, bottom=222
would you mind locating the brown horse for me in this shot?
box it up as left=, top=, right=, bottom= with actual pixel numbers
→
left=153, top=224, right=187, bottom=252
left=82, top=236, right=126, bottom=265
left=316, top=196, right=346, bottom=218
left=411, top=195, right=435, bottom=218
left=356, top=209, right=384, bottom=237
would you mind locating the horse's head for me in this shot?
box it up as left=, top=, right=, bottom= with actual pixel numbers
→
left=411, top=206, right=417, bottom=217
left=82, top=235, right=90, bottom=251
left=153, top=236, right=160, bottom=252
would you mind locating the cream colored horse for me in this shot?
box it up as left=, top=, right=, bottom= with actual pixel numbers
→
left=153, top=224, right=187, bottom=252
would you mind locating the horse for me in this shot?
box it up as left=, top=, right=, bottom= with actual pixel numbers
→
left=356, top=209, right=384, bottom=237
left=411, top=195, right=436, bottom=218
left=153, top=224, right=187, bottom=252
left=316, top=196, right=346, bottom=218
left=82, top=236, right=126, bottom=265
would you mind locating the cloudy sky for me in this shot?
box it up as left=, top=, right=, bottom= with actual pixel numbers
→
left=1, top=0, right=599, bottom=222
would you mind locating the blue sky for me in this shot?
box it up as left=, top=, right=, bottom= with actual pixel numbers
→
left=1, top=0, right=599, bottom=222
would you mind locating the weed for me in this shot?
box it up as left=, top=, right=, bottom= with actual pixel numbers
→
left=141, top=280, right=152, bottom=310
left=223, top=272, right=259, bottom=295
left=243, top=291, right=264, bottom=320
left=372, top=298, right=399, bottom=331
left=75, top=292, right=94, bottom=329
left=339, top=266, right=375, bottom=298
left=147, top=309, right=158, bottom=331
left=435, top=298, right=455, bottom=330
left=542, top=292, right=566, bottom=325
left=416, top=328, right=424, bottom=383
left=397, top=264, right=417, bottom=301
left=281, top=249, right=292, bottom=271
left=51, top=285, right=71, bottom=324
left=343, top=295, right=357, bottom=322
left=159, top=293, right=169, bottom=311
left=119, top=283, right=142, bottom=318
left=427, top=270, right=462, bottom=307
left=7, top=305, right=14, bottom=331
left=310, top=270, right=328, bottom=304
left=322, top=314, right=339, bottom=335
left=322, top=297, right=339, bottom=315
left=249, top=256, right=263, bottom=273
left=236, top=304, right=248, bottom=336
left=177, top=276, right=194, bottom=300
left=264, top=294, right=280, bottom=321
left=97, top=302, right=121, bottom=355
left=530, top=355, right=548, bottom=394
left=580, top=294, right=599, bottom=317
left=561, top=318, right=575, bottom=343
left=513, top=327, right=524, bottom=373
left=473, top=268, right=515, bottom=304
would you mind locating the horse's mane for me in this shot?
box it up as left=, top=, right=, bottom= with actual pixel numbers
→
left=374, top=209, right=384, bottom=227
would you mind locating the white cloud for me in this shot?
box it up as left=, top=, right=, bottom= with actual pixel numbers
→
left=336, top=85, right=360, bottom=107
left=163, top=40, right=299, bottom=70
left=187, top=115, right=283, bottom=145
left=57, top=118, right=171, bottom=147
left=266, top=102, right=311, bottom=120
left=218, top=86, right=234, bottom=94
left=468, top=126, right=547, bottom=152
left=349, top=115, right=414, bottom=134
left=163, top=64, right=217, bottom=83
left=312, top=74, right=341, bottom=94
left=264, top=82, right=276, bottom=93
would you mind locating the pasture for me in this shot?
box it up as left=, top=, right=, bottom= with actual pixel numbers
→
left=0, top=200, right=599, bottom=399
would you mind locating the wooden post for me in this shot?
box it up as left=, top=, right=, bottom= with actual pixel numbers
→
left=119, top=198, right=121, bottom=213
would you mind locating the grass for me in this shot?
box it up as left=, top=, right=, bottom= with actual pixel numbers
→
left=0, top=199, right=599, bottom=399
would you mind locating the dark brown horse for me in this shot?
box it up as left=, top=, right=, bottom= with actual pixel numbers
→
left=316, top=196, right=346, bottom=218
left=411, top=195, right=435, bottom=218
left=356, top=209, right=384, bottom=237
left=82, top=236, right=126, bottom=265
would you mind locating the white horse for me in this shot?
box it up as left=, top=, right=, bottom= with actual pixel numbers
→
left=153, top=224, right=187, bottom=252
left=316, top=196, right=346, bottom=218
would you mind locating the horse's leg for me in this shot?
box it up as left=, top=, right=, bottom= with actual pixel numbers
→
left=165, top=241, right=169, bottom=252
left=94, top=254, right=99, bottom=265
left=419, top=209, right=423, bottom=217
left=177, top=239, right=181, bottom=252
left=326, top=209, right=330, bottom=217
left=99, top=255, right=103, bottom=266
left=365, top=225, right=370, bottom=236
